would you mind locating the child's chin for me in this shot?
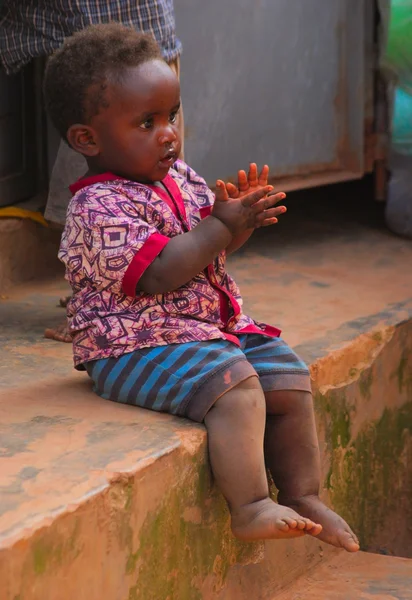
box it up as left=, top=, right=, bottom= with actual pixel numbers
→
left=156, top=164, right=172, bottom=180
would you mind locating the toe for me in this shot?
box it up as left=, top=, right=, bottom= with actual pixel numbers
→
left=304, top=518, right=322, bottom=531
left=340, top=531, right=360, bottom=552
left=295, top=519, right=308, bottom=530
left=277, top=519, right=292, bottom=531
left=308, top=523, right=323, bottom=536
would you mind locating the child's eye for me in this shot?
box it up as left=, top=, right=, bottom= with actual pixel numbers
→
left=139, top=118, right=153, bottom=130
left=169, top=110, right=178, bottom=124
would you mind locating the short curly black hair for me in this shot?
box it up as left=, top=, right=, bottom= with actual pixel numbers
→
left=44, top=23, right=162, bottom=141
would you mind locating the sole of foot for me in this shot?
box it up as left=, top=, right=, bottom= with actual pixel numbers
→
left=284, top=495, right=360, bottom=552
left=231, top=498, right=322, bottom=542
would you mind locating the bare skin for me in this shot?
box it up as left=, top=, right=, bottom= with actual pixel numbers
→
left=204, top=377, right=323, bottom=542
left=264, top=390, right=360, bottom=552
left=44, top=322, right=72, bottom=343
left=211, top=167, right=359, bottom=550
left=59, top=296, right=71, bottom=308
left=43, top=296, right=72, bottom=343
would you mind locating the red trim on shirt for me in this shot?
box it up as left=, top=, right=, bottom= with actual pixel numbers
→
left=70, top=172, right=124, bottom=195
left=205, top=265, right=282, bottom=338
left=235, top=324, right=282, bottom=338
left=71, top=172, right=188, bottom=223
left=146, top=183, right=179, bottom=218
left=199, top=206, right=212, bottom=219
left=122, top=233, right=170, bottom=297
left=207, top=264, right=241, bottom=321
left=223, top=332, right=241, bottom=346
left=162, top=174, right=188, bottom=223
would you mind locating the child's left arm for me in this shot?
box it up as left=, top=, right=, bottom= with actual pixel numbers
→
left=224, top=164, right=286, bottom=255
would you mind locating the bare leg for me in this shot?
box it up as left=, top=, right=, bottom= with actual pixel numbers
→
left=264, top=390, right=359, bottom=552
left=204, top=377, right=322, bottom=542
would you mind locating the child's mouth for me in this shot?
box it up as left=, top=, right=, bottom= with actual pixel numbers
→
left=159, top=150, right=177, bottom=168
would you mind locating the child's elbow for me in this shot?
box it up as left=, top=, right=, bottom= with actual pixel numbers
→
left=137, top=263, right=176, bottom=295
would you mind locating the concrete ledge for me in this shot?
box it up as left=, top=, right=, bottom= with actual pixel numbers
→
left=274, top=552, right=412, bottom=599
left=0, top=220, right=62, bottom=294
left=1, top=319, right=412, bottom=599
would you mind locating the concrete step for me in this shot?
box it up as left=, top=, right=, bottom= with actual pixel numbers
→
left=1, top=314, right=412, bottom=599
left=0, top=219, right=62, bottom=294
left=2, top=191, right=412, bottom=599
left=274, top=552, right=412, bottom=599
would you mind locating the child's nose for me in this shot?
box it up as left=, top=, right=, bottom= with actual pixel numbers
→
left=158, top=125, right=177, bottom=145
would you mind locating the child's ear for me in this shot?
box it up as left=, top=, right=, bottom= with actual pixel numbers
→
left=67, top=124, right=99, bottom=157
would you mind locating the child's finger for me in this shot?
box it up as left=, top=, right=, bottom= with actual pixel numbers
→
left=252, top=193, right=286, bottom=214
left=258, top=217, right=279, bottom=228
left=265, top=191, right=286, bottom=204
left=258, top=164, right=269, bottom=186
left=237, top=170, right=249, bottom=192
left=226, top=182, right=240, bottom=198
left=215, top=180, right=229, bottom=202
left=256, top=206, right=286, bottom=227
left=257, top=205, right=286, bottom=220
left=241, top=185, right=274, bottom=207
left=248, top=163, right=258, bottom=186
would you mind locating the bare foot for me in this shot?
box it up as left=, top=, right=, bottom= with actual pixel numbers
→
left=44, top=322, right=72, bottom=343
left=231, top=498, right=322, bottom=542
left=59, top=295, right=72, bottom=308
left=284, top=495, right=360, bottom=552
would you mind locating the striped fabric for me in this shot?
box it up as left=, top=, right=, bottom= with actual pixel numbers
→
left=0, top=0, right=181, bottom=74
left=86, top=335, right=311, bottom=423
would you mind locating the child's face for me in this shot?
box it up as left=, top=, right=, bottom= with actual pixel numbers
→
left=82, top=60, right=181, bottom=183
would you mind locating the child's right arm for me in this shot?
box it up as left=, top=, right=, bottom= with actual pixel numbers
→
left=137, top=183, right=281, bottom=294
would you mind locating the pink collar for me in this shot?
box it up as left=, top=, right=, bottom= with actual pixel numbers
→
left=69, top=170, right=188, bottom=224
left=69, top=172, right=124, bottom=195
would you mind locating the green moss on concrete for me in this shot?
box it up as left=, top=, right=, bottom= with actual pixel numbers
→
left=32, top=541, right=50, bottom=575
left=31, top=517, right=81, bottom=576
left=329, top=402, right=412, bottom=547
left=316, top=351, right=412, bottom=549
left=395, top=352, right=411, bottom=394
left=359, top=370, right=373, bottom=400
left=315, top=388, right=352, bottom=450
left=372, top=331, right=383, bottom=344
left=124, top=453, right=260, bottom=600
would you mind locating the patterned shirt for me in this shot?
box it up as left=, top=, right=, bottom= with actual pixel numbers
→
left=59, top=161, right=281, bottom=368
left=0, top=0, right=181, bottom=74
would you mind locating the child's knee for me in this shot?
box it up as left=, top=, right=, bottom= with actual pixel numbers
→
left=212, top=376, right=265, bottom=417
left=265, top=389, right=313, bottom=415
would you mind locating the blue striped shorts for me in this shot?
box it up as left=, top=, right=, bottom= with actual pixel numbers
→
left=85, top=335, right=311, bottom=423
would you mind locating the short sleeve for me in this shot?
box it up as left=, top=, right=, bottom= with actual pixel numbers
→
left=62, top=188, right=170, bottom=298
left=172, top=159, right=215, bottom=218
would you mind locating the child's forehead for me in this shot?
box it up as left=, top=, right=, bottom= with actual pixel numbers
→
left=108, top=60, right=180, bottom=104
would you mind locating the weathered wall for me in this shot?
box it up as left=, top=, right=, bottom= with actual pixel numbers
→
left=175, top=0, right=368, bottom=189
left=314, top=320, right=412, bottom=556
left=0, top=220, right=61, bottom=294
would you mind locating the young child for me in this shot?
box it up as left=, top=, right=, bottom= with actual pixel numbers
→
left=44, top=23, right=359, bottom=550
